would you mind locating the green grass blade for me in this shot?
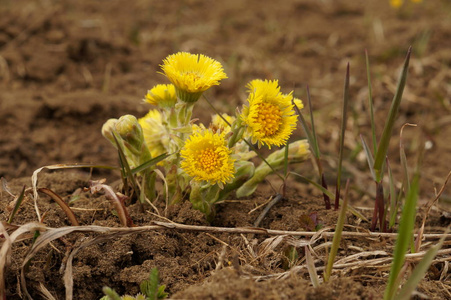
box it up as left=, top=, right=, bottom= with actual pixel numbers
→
left=306, top=86, right=321, bottom=159
left=305, top=246, right=320, bottom=288
left=396, top=229, right=448, bottom=300
left=283, top=143, right=289, bottom=196
left=284, top=143, right=289, bottom=178
left=387, top=159, right=398, bottom=229
left=365, top=49, right=377, bottom=153
left=374, top=47, right=412, bottom=182
left=324, top=179, right=350, bottom=282
left=400, top=123, right=417, bottom=192
left=7, top=185, right=26, bottom=224
left=384, top=170, right=420, bottom=300
left=113, top=134, right=140, bottom=198
left=131, top=153, right=169, bottom=175
left=336, top=63, right=350, bottom=208
left=293, top=96, right=319, bottom=159
left=360, top=135, right=376, bottom=181
left=294, top=87, right=330, bottom=209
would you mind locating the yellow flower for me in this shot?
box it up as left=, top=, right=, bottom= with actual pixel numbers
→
left=241, top=79, right=297, bottom=149
left=390, top=0, right=421, bottom=8
left=138, top=110, right=168, bottom=158
left=293, top=98, right=304, bottom=111
left=144, top=84, right=177, bottom=108
left=390, top=0, right=403, bottom=7
left=160, top=52, right=227, bottom=103
left=181, top=130, right=235, bottom=186
left=210, top=113, right=235, bottom=134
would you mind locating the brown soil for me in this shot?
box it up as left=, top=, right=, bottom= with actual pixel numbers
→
left=1, top=0, right=450, bottom=299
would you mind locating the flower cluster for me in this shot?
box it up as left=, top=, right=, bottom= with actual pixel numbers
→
left=102, top=52, right=310, bottom=220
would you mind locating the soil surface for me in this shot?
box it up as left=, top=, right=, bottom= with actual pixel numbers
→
left=1, top=0, right=450, bottom=299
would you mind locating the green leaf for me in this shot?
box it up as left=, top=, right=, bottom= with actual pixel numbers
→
left=131, top=153, right=169, bottom=175
left=396, top=229, right=448, bottom=300
left=157, top=285, right=169, bottom=299
left=324, top=179, right=350, bottom=282
left=7, top=185, right=26, bottom=224
left=387, top=159, right=398, bottom=229
left=102, top=287, right=122, bottom=300
left=365, top=49, right=377, bottom=154
left=384, top=171, right=420, bottom=300
left=141, top=268, right=160, bottom=300
left=113, top=133, right=140, bottom=198
left=360, top=135, right=376, bottom=181
left=374, top=47, right=411, bottom=182
left=293, top=89, right=319, bottom=159
left=336, top=63, right=350, bottom=207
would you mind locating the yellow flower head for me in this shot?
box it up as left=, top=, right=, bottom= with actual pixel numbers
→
left=138, top=109, right=168, bottom=158
left=144, top=84, right=177, bottom=108
left=160, top=52, right=228, bottom=103
left=210, top=113, right=235, bottom=134
left=390, top=0, right=403, bottom=7
left=293, top=98, right=304, bottom=111
left=181, top=130, right=235, bottom=186
left=390, top=0, right=421, bottom=8
left=241, top=79, right=297, bottom=149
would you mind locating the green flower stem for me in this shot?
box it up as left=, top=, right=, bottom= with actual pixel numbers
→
left=237, top=140, right=310, bottom=197
left=218, top=161, right=255, bottom=201
left=189, top=181, right=220, bottom=222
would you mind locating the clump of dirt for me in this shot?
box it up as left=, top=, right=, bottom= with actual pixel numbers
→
left=172, top=268, right=377, bottom=300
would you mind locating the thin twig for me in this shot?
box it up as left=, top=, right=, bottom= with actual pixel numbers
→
left=10, top=221, right=451, bottom=240
left=253, top=194, right=284, bottom=227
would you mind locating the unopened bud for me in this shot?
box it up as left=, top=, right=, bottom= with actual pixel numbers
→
left=114, top=115, right=144, bottom=156
left=101, top=118, right=118, bottom=146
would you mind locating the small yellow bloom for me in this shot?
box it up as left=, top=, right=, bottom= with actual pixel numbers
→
left=390, top=0, right=421, bottom=8
left=390, top=0, right=403, bottom=8
left=241, top=79, right=297, bottom=149
left=181, top=130, right=235, bottom=186
left=210, top=113, right=235, bottom=134
left=144, top=84, right=177, bottom=108
left=138, top=110, right=168, bottom=158
left=160, top=52, right=227, bottom=102
left=293, top=98, right=304, bottom=111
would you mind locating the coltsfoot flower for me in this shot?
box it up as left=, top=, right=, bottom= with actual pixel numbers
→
left=390, top=0, right=422, bottom=8
left=138, top=109, right=168, bottom=158
left=181, top=130, right=235, bottom=187
left=160, top=52, right=227, bottom=103
left=101, top=118, right=118, bottom=145
left=144, top=84, right=177, bottom=108
left=241, top=79, right=297, bottom=149
left=210, top=113, right=235, bottom=134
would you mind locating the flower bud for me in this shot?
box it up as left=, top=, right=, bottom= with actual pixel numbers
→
left=115, top=115, right=144, bottom=156
left=101, top=118, right=118, bottom=146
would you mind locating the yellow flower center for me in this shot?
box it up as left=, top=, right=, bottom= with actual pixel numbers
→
left=197, top=148, right=220, bottom=173
left=255, top=102, right=282, bottom=136
left=185, top=72, right=201, bottom=82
